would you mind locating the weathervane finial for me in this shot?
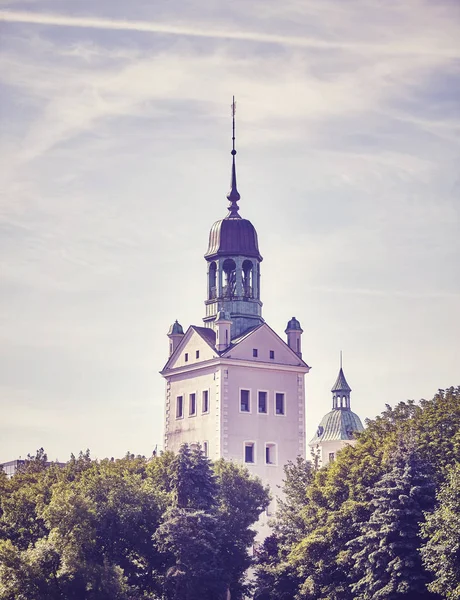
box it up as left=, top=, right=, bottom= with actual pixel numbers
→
left=340, top=350, right=343, bottom=369
left=227, top=95, right=241, bottom=217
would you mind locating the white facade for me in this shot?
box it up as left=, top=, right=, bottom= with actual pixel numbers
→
left=311, top=438, right=357, bottom=466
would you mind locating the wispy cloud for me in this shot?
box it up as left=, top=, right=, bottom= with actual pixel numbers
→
left=1, top=9, right=459, bottom=57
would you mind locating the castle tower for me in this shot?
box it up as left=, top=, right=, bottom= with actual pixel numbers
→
left=308, top=356, right=364, bottom=466
left=161, top=99, right=310, bottom=536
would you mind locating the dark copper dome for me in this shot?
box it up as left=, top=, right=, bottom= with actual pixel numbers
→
left=205, top=217, right=262, bottom=261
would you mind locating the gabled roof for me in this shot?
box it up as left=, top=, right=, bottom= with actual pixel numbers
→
left=225, top=323, right=264, bottom=349
left=331, top=368, right=351, bottom=392
left=161, top=321, right=310, bottom=373
left=161, top=325, right=217, bottom=372
left=191, top=326, right=216, bottom=349
left=221, top=322, right=310, bottom=369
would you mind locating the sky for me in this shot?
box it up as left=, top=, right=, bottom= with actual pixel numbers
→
left=0, top=0, right=459, bottom=463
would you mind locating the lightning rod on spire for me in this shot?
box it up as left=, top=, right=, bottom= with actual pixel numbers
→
left=227, top=95, right=241, bottom=216
left=231, top=96, right=236, bottom=155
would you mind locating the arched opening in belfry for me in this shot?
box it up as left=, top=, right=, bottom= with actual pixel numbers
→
left=222, top=259, right=237, bottom=298
left=208, top=262, right=217, bottom=299
left=242, top=260, right=253, bottom=298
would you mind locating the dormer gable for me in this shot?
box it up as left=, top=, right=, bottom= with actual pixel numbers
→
left=222, top=323, right=310, bottom=368
left=162, top=326, right=217, bottom=372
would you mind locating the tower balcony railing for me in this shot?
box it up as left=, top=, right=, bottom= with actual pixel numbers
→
left=217, top=285, right=253, bottom=299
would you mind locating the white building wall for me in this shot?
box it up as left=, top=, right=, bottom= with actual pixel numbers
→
left=165, top=366, right=221, bottom=458
left=310, top=439, right=358, bottom=466
left=223, top=361, right=306, bottom=538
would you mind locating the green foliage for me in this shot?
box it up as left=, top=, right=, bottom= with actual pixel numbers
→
left=154, top=446, right=270, bottom=600
left=0, top=444, right=268, bottom=600
left=347, top=438, right=436, bottom=599
left=171, top=444, right=218, bottom=511
left=214, top=459, right=270, bottom=599
left=17, top=448, right=49, bottom=475
left=156, top=509, right=225, bottom=600
left=254, top=458, right=315, bottom=600
left=254, top=386, right=460, bottom=600
left=421, top=463, right=460, bottom=599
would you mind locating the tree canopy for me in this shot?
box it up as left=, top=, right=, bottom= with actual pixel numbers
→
left=2, top=386, right=459, bottom=599
left=255, top=386, right=460, bottom=600
left=0, top=446, right=269, bottom=600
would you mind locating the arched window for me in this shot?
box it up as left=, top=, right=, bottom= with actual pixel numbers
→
left=242, top=260, right=253, bottom=298
left=222, top=259, right=237, bottom=298
left=208, top=262, right=217, bottom=299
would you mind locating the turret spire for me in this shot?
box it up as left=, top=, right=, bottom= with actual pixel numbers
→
left=331, top=354, right=352, bottom=409
left=227, top=96, right=241, bottom=218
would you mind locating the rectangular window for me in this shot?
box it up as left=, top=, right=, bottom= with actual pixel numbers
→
left=275, top=393, right=285, bottom=415
left=329, top=452, right=335, bottom=462
left=265, top=443, right=277, bottom=465
left=202, top=390, right=209, bottom=413
left=269, top=350, right=275, bottom=360
left=240, top=389, right=250, bottom=412
left=258, top=391, right=267, bottom=414
left=189, top=393, right=196, bottom=416
left=244, top=442, right=255, bottom=463
left=203, top=441, right=209, bottom=457
left=253, top=348, right=258, bottom=357
left=184, top=353, right=188, bottom=362
left=176, top=396, right=183, bottom=418
left=196, top=350, right=200, bottom=359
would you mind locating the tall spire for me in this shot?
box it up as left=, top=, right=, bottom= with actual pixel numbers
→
left=227, top=96, right=241, bottom=218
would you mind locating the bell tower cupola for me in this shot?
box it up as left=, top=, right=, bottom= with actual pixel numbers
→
left=331, top=352, right=352, bottom=409
left=308, top=355, right=364, bottom=465
left=203, top=97, right=263, bottom=338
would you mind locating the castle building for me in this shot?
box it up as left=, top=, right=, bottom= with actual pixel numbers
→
left=161, top=101, right=310, bottom=527
left=308, top=361, right=364, bottom=466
